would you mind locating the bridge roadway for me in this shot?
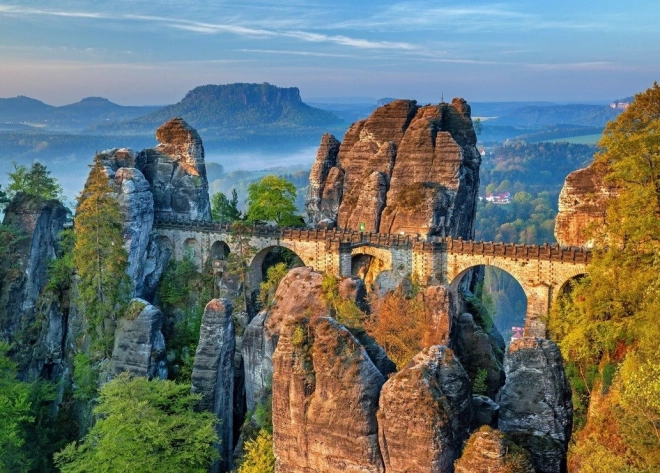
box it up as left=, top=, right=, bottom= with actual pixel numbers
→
left=153, top=217, right=590, bottom=338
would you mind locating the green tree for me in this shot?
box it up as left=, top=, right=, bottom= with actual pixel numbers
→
left=245, top=175, right=303, bottom=226
left=73, top=157, right=130, bottom=356
left=237, top=430, right=275, bottom=473
left=6, top=162, right=62, bottom=201
left=226, top=221, right=257, bottom=311
left=54, top=373, right=219, bottom=473
left=211, top=189, right=241, bottom=223
left=550, top=83, right=660, bottom=470
left=0, top=343, right=32, bottom=472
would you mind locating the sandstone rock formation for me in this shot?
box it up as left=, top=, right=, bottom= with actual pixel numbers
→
left=191, top=299, right=235, bottom=473
left=138, top=118, right=211, bottom=221
left=454, top=426, right=535, bottom=473
left=498, top=337, right=573, bottom=473
left=0, top=193, right=67, bottom=376
left=306, top=133, right=341, bottom=225
left=110, top=299, right=167, bottom=379
left=472, top=394, right=500, bottom=429
left=378, top=345, right=472, bottom=472
left=555, top=162, right=618, bottom=247
left=273, top=316, right=385, bottom=472
left=306, top=99, right=481, bottom=238
left=451, top=312, right=505, bottom=398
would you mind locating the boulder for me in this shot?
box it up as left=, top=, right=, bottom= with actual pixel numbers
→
left=138, top=118, right=211, bottom=221
left=472, top=394, right=500, bottom=429
left=377, top=345, right=472, bottom=472
left=498, top=337, right=573, bottom=473
left=454, top=426, right=535, bottom=473
left=191, top=299, right=235, bottom=473
left=555, top=162, right=618, bottom=247
left=308, top=98, right=480, bottom=238
left=110, top=299, right=167, bottom=379
left=273, top=316, right=385, bottom=472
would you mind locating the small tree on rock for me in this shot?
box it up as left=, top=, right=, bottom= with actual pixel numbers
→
left=6, top=162, right=62, bottom=201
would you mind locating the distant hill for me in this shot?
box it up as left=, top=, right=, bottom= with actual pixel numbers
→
left=0, top=96, right=159, bottom=131
left=110, top=83, right=343, bottom=135
left=489, top=104, right=621, bottom=128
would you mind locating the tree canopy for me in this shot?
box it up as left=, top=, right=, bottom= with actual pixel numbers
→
left=54, top=373, right=220, bottom=473
left=73, top=157, right=129, bottom=356
left=245, top=175, right=303, bottom=227
left=550, top=83, right=660, bottom=471
left=211, top=189, right=241, bottom=223
left=6, top=162, right=62, bottom=201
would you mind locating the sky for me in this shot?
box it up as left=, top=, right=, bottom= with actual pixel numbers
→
left=0, top=0, right=658, bottom=105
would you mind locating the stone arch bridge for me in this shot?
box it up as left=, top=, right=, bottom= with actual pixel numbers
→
left=154, top=218, right=590, bottom=338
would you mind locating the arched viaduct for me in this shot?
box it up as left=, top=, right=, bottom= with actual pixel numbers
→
left=154, top=218, right=590, bottom=338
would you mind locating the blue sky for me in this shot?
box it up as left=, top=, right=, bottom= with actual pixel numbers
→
left=0, top=0, right=658, bottom=105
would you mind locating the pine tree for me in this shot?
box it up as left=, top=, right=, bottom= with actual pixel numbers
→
left=73, top=157, right=129, bottom=356
left=6, top=162, right=62, bottom=201
left=211, top=189, right=241, bottom=223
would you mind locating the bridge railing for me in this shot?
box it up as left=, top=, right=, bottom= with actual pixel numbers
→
left=153, top=217, right=591, bottom=262
left=441, top=237, right=591, bottom=263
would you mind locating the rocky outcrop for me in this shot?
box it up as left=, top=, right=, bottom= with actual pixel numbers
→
left=242, top=310, right=277, bottom=413
left=498, top=337, right=573, bottom=473
left=422, top=285, right=454, bottom=345
left=0, top=193, right=67, bottom=376
left=472, top=395, right=500, bottom=429
left=451, top=312, right=505, bottom=398
left=306, top=99, right=481, bottom=238
left=555, top=162, right=618, bottom=247
left=191, top=299, right=235, bottom=473
left=454, top=426, right=535, bottom=473
left=273, top=316, right=385, bottom=472
left=378, top=345, right=472, bottom=472
left=138, top=118, right=211, bottom=222
left=306, top=134, right=341, bottom=226
left=108, top=160, right=155, bottom=298
left=109, top=299, right=167, bottom=379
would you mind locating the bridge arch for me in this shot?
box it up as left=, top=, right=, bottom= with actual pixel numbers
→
left=350, top=246, right=393, bottom=290
left=248, top=245, right=305, bottom=292
left=183, top=238, right=202, bottom=270
left=210, top=240, right=231, bottom=260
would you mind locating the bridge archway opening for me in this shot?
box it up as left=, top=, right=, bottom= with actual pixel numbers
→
left=183, top=238, right=202, bottom=271
left=210, top=240, right=230, bottom=261
left=451, top=264, right=527, bottom=343
left=351, top=254, right=387, bottom=291
left=249, top=246, right=304, bottom=291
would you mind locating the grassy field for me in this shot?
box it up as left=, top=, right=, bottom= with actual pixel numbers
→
left=546, top=134, right=602, bottom=145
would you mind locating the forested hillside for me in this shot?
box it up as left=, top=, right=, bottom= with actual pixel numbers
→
left=550, top=83, right=660, bottom=471
left=475, top=141, right=594, bottom=244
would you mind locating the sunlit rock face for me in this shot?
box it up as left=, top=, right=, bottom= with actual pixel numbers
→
left=555, top=162, right=618, bottom=248
left=377, top=345, right=473, bottom=473
left=138, top=118, right=211, bottom=222
left=306, top=98, right=481, bottom=238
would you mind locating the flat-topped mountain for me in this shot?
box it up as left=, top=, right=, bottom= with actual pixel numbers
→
left=114, top=82, right=343, bottom=133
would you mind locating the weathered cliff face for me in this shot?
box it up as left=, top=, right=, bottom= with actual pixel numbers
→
left=306, top=134, right=341, bottom=225
left=97, top=152, right=157, bottom=298
left=451, top=312, right=505, bottom=398
left=138, top=118, right=211, bottom=222
left=454, top=426, right=535, bottom=473
left=555, top=162, right=618, bottom=247
left=273, top=316, right=386, bottom=473
left=377, top=345, right=472, bottom=473
left=0, top=193, right=67, bottom=376
left=109, top=299, right=167, bottom=379
left=306, top=98, right=480, bottom=238
left=191, top=299, right=235, bottom=473
left=498, top=337, right=573, bottom=473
